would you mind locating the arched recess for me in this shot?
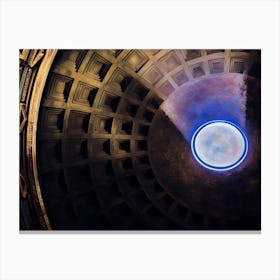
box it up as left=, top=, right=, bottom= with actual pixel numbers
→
left=20, top=50, right=57, bottom=230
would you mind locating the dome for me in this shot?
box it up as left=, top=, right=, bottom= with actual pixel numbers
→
left=19, top=49, right=261, bottom=230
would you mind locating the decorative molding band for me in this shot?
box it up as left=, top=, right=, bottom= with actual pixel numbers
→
left=24, top=49, right=58, bottom=230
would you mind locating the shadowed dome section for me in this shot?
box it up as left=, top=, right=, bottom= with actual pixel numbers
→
left=19, top=49, right=261, bottom=230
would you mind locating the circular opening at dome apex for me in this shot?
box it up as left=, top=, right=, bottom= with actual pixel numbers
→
left=191, top=120, right=248, bottom=172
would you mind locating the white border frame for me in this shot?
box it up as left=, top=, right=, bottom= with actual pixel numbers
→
left=1, top=0, right=280, bottom=279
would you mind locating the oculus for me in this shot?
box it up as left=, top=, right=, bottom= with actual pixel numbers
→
left=191, top=120, right=248, bottom=171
